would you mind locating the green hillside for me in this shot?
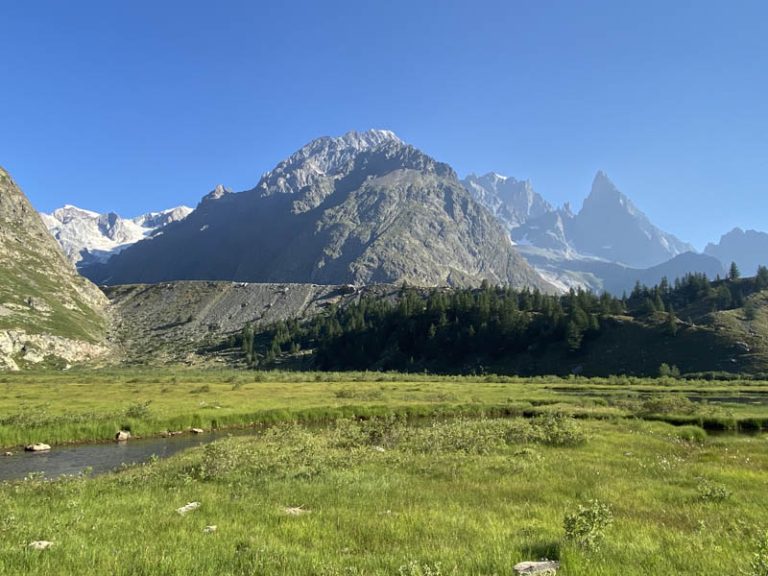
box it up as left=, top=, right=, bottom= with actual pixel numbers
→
left=237, top=273, right=768, bottom=378
left=0, top=167, right=109, bottom=368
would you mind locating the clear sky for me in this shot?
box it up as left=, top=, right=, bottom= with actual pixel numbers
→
left=1, top=1, right=766, bottom=249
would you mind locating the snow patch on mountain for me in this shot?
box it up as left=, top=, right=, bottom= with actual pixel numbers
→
left=43, top=204, right=193, bottom=267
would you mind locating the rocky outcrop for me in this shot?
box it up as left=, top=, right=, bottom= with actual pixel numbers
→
left=0, top=329, right=109, bottom=371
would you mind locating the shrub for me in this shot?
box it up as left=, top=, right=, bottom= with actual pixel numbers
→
left=641, top=394, right=697, bottom=415
left=674, top=425, right=707, bottom=443
left=563, top=500, right=613, bottom=550
left=532, top=414, right=586, bottom=446
left=696, top=478, right=731, bottom=502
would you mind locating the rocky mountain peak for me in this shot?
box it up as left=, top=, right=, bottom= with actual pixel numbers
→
left=584, top=171, right=633, bottom=211
left=252, top=130, right=454, bottom=213
left=201, top=184, right=232, bottom=204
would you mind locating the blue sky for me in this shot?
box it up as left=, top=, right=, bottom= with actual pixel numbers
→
left=1, top=0, right=766, bottom=249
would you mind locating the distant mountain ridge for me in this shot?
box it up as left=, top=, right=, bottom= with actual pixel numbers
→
left=41, top=204, right=192, bottom=268
left=462, top=173, right=552, bottom=230
left=83, top=130, right=552, bottom=291
left=705, top=228, right=768, bottom=275
left=466, top=170, right=715, bottom=294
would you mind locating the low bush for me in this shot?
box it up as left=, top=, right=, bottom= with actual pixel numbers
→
left=563, top=500, right=613, bottom=550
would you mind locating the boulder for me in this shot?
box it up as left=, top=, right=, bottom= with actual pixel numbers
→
left=176, top=501, right=201, bottom=515
left=24, top=443, right=51, bottom=452
left=3, top=451, right=12, bottom=456
left=513, top=560, right=560, bottom=575
left=115, top=430, right=131, bottom=441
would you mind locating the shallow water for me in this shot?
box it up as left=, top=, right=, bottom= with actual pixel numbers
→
left=0, top=432, right=226, bottom=482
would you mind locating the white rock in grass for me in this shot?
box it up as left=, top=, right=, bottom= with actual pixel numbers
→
left=28, top=541, right=54, bottom=550
left=24, top=443, right=51, bottom=452
left=176, top=502, right=201, bottom=515
left=283, top=506, right=309, bottom=516
left=513, top=560, right=560, bottom=575
left=203, top=525, right=217, bottom=533
left=190, top=428, right=205, bottom=434
left=371, top=445, right=386, bottom=452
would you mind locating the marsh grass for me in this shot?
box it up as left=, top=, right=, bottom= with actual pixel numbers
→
left=2, top=369, right=768, bottom=449
left=0, top=417, right=766, bottom=575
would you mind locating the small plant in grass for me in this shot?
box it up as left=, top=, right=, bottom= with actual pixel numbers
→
left=124, top=400, right=152, bottom=419
left=748, top=529, right=768, bottom=576
left=563, top=499, right=613, bottom=550
left=696, top=478, right=730, bottom=502
left=397, top=561, right=452, bottom=576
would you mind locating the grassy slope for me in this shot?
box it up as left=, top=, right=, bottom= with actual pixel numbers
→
left=0, top=167, right=107, bottom=346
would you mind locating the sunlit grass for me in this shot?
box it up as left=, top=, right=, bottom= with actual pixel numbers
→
left=0, top=417, right=766, bottom=575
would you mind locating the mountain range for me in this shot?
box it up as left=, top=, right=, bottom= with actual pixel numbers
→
left=36, top=129, right=768, bottom=297
left=465, top=170, right=739, bottom=294
left=2, top=128, right=768, bottom=373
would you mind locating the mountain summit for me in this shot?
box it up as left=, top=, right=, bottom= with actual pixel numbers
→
left=84, top=131, right=551, bottom=290
left=568, top=171, right=693, bottom=268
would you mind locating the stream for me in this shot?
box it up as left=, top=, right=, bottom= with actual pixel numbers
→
left=0, top=432, right=227, bottom=483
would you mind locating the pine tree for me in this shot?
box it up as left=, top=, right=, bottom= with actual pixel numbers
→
left=729, top=261, right=741, bottom=280
left=665, top=307, right=678, bottom=336
left=756, top=265, right=768, bottom=289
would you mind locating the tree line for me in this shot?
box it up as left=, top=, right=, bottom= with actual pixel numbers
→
left=233, top=264, right=768, bottom=373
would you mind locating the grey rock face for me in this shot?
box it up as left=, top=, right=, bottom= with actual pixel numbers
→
left=86, top=131, right=551, bottom=291
left=705, top=227, right=768, bottom=276
left=463, top=173, right=552, bottom=230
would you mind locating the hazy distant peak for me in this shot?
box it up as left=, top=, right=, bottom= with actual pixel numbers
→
left=704, top=227, right=768, bottom=274
left=589, top=170, right=625, bottom=201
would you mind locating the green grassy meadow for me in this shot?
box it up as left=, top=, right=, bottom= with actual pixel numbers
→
left=1, top=370, right=768, bottom=575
